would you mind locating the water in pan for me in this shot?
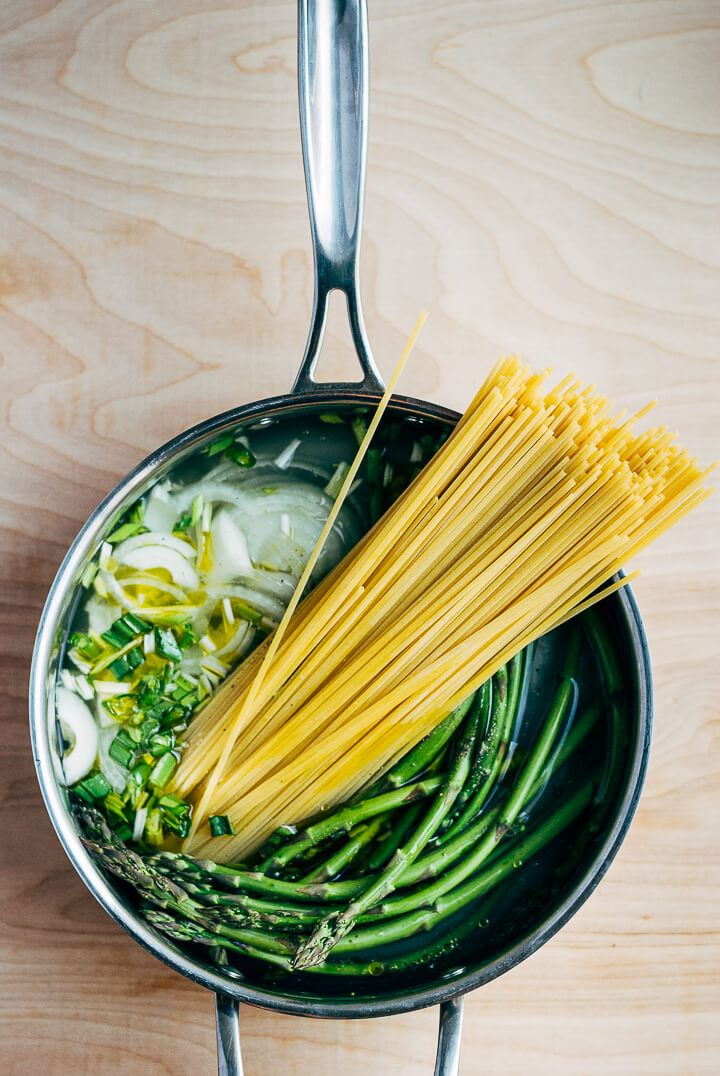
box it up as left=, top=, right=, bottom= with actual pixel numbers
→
left=60, top=403, right=635, bottom=999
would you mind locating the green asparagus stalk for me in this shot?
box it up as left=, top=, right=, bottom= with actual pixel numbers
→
left=260, top=774, right=444, bottom=875
left=436, top=654, right=525, bottom=844
left=293, top=695, right=486, bottom=969
left=371, top=676, right=579, bottom=921
left=300, top=815, right=388, bottom=884
left=147, top=776, right=594, bottom=971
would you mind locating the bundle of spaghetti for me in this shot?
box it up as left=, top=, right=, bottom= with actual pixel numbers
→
left=171, top=358, right=713, bottom=861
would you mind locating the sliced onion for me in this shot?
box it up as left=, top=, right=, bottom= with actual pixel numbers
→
left=213, top=620, right=251, bottom=661
left=208, top=510, right=253, bottom=582
left=97, top=725, right=129, bottom=792
left=56, top=687, right=98, bottom=786
left=100, top=570, right=195, bottom=612
left=115, top=545, right=199, bottom=590
left=116, top=532, right=196, bottom=561
left=274, top=439, right=301, bottom=469
left=143, top=486, right=178, bottom=533
left=207, top=584, right=285, bottom=620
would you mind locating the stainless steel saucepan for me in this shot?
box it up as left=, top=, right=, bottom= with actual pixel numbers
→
left=29, top=2, right=652, bottom=1073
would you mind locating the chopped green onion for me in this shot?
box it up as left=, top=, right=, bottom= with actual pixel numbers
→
left=124, top=613, right=150, bottom=634
left=109, top=730, right=135, bottom=768
left=231, top=600, right=264, bottom=627
left=205, top=434, right=234, bottom=457
left=190, top=494, right=204, bottom=528
left=106, top=521, right=147, bottom=543
left=100, top=627, right=124, bottom=649
left=81, top=562, right=98, bottom=589
left=158, top=793, right=187, bottom=812
left=351, top=416, right=368, bottom=446
left=319, top=413, right=345, bottom=424
left=101, top=695, right=138, bottom=721
left=147, top=732, right=175, bottom=756
left=104, top=792, right=128, bottom=820
left=76, top=773, right=111, bottom=800
left=108, top=656, right=131, bottom=679
left=262, top=487, right=278, bottom=495
left=149, top=752, right=177, bottom=791
left=324, top=461, right=350, bottom=499
left=178, top=625, right=197, bottom=650
left=126, top=646, right=144, bottom=670
left=366, top=447, right=383, bottom=484
left=209, top=814, right=235, bottom=837
left=173, top=512, right=192, bottom=533
left=154, top=627, right=182, bottom=662
left=144, top=807, right=164, bottom=846
left=225, top=442, right=256, bottom=467
left=70, top=633, right=101, bottom=659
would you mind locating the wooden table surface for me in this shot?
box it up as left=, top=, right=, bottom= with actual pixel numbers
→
left=1, top=1, right=718, bottom=1073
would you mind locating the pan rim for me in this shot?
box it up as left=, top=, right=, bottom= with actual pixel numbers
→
left=29, top=389, right=653, bottom=1019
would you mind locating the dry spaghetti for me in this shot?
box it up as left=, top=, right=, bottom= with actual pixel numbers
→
left=172, top=357, right=713, bottom=860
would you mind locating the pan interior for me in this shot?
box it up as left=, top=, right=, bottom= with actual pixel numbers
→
left=36, top=397, right=646, bottom=1012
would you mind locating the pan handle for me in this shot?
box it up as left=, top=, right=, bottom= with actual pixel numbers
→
left=216, top=993, right=244, bottom=1076
left=435, top=997, right=464, bottom=1076
left=293, top=0, right=384, bottom=397
left=214, top=994, right=463, bottom=1075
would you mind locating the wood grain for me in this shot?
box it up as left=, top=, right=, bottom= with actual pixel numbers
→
left=1, top=0, right=718, bottom=1073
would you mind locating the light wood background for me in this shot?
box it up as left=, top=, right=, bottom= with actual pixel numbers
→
left=1, top=1, right=718, bottom=1073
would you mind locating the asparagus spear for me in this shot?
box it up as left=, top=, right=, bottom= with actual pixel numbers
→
left=300, top=815, right=388, bottom=884
left=293, top=695, right=486, bottom=969
left=260, top=774, right=444, bottom=875
left=294, top=674, right=577, bottom=968
left=370, top=677, right=579, bottom=921
left=147, top=776, right=594, bottom=972
left=438, top=650, right=527, bottom=844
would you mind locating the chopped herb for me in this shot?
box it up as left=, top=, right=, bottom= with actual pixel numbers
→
left=190, top=494, right=204, bottom=528
left=351, top=416, right=368, bottom=446
left=149, top=752, right=178, bottom=791
left=209, top=814, right=235, bottom=837
left=70, top=632, right=101, bottom=660
left=144, top=807, right=164, bottom=846
left=173, top=513, right=192, bottom=533
left=154, top=627, right=182, bottom=662
left=147, top=732, right=175, bottom=757
left=225, top=442, right=256, bottom=468
left=205, top=435, right=234, bottom=457
left=76, top=773, right=111, bottom=800
left=81, top=561, right=98, bottom=589
left=366, top=447, right=384, bottom=485
left=324, top=461, right=350, bottom=499
left=262, top=487, right=278, bottom=495
left=108, top=656, right=131, bottom=679
left=104, top=792, right=128, bottom=820
left=232, top=600, right=264, bottom=626
left=102, top=695, right=138, bottom=721
left=319, top=413, right=345, bottom=424
left=109, top=729, right=135, bottom=768
left=106, top=521, right=147, bottom=544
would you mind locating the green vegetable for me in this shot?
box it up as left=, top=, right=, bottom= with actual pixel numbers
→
left=206, top=435, right=234, bottom=457
left=149, top=752, right=178, bottom=791
left=76, top=773, right=112, bottom=800
left=106, top=521, right=147, bottom=543
left=210, top=814, right=236, bottom=837
left=109, top=731, right=135, bottom=768
left=225, top=442, right=256, bottom=468
left=154, top=627, right=182, bottom=662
